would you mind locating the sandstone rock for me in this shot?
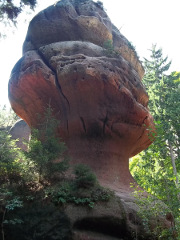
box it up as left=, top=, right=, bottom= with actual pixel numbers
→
left=9, top=39, right=153, bottom=193
left=10, top=119, right=31, bottom=150
left=9, top=40, right=153, bottom=191
left=8, top=0, right=170, bottom=239
left=64, top=192, right=172, bottom=240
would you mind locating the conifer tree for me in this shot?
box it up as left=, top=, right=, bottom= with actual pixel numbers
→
left=0, top=0, right=37, bottom=23
left=143, top=44, right=172, bottom=118
left=130, top=45, right=180, bottom=233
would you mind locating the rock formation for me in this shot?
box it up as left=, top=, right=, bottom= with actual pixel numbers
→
left=8, top=0, right=171, bottom=239
left=9, top=0, right=153, bottom=192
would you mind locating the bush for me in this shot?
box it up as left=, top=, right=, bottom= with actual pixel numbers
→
left=73, top=164, right=97, bottom=188
left=103, top=40, right=119, bottom=58
left=45, top=180, right=112, bottom=209
left=133, top=188, right=177, bottom=240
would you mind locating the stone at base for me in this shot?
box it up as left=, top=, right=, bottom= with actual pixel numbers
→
left=65, top=192, right=172, bottom=240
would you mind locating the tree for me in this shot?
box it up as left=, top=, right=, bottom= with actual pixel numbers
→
left=73, top=164, right=97, bottom=188
left=143, top=44, right=172, bottom=118
left=130, top=44, right=180, bottom=237
left=143, top=45, right=180, bottom=192
left=144, top=44, right=171, bottom=80
left=0, top=0, right=37, bottom=37
left=0, top=105, right=22, bottom=182
left=0, top=105, right=19, bottom=129
left=0, top=0, right=37, bottom=23
left=0, top=130, right=23, bottom=185
left=24, top=105, right=69, bottom=183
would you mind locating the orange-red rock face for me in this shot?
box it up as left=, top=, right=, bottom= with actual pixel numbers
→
left=9, top=0, right=154, bottom=192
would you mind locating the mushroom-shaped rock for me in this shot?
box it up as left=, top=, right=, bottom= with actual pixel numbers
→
left=9, top=0, right=154, bottom=193
left=8, top=1, right=174, bottom=239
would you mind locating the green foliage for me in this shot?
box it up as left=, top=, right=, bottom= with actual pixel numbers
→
left=144, top=44, right=171, bottom=81
left=0, top=105, right=71, bottom=239
left=0, top=0, right=37, bottom=22
left=130, top=44, right=180, bottom=238
left=45, top=177, right=112, bottom=209
left=127, top=41, right=136, bottom=52
left=0, top=0, right=37, bottom=38
left=0, top=105, right=19, bottom=128
left=24, top=105, right=69, bottom=182
left=0, top=108, right=26, bottom=239
left=44, top=164, right=111, bottom=209
left=103, top=39, right=140, bottom=61
left=73, top=164, right=97, bottom=188
left=0, top=105, right=113, bottom=238
left=103, top=39, right=119, bottom=57
left=4, top=201, right=72, bottom=240
left=133, top=189, right=176, bottom=240
left=0, top=130, right=24, bottom=184
left=49, top=183, right=96, bottom=208
left=0, top=188, right=23, bottom=240
left=0, top=188, right=23, bottom=212
left=127, top=40, right=140, bottom=60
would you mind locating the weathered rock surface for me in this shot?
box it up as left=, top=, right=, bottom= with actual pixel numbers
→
left=67, top=193, right=172, bottom=240
left=10, top=119, right=31, bottom=150
left=8, top=0, right=170, bottom=239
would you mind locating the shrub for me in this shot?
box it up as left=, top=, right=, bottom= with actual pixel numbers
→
left=45, top=180, right=112, bottom=209
left=73, top=164, right=97, bottom=188
left=103, top=40, right=119, bottom=58
left=133, top=188, right=177, bottom=240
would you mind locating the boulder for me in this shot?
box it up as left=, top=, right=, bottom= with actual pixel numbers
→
left=10, top=119, right=31, bottom=150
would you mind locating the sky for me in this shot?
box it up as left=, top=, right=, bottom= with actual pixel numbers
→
left=0, top=0, right=180, bottom=108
